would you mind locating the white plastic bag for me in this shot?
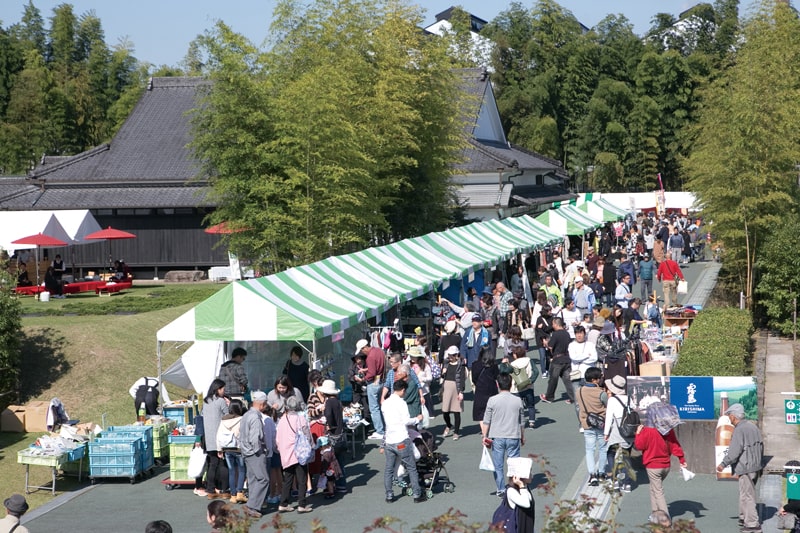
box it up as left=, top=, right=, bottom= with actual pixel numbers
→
left=681, top=465, right=695, bottom=481
left=187, top=446, right=206, bottom=478
left=479, top=445, right=495, bottom=472
left=421, top=405, right=430, bottom=429
left=677, top=280, right=688, bottom=294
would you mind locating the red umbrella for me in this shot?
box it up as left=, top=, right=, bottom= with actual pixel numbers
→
left=204, top=222, right=249, bottom=234
left=12, top=232, right=69, bottom=288
left=84, top=226, right=137, bottom=272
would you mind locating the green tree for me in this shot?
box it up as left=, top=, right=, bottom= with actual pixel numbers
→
left=10, top=0, right=46, bottom=55
left=0, top=267, right=22, bottom=411
left=192, top=0, right=468, bottom=272
left=755, top=214, right=800, bottom=334
left=686, top=0, right=800, bottom=310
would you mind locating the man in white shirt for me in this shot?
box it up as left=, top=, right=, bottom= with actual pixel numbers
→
left=560, top=298, right=583, bottom=339
left=615, top=273, right=633, bottom=309
left=380, top=380, right=426, bottom=504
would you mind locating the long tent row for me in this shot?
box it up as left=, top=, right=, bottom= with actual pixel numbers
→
left=155, top=200, right=625, bottom=395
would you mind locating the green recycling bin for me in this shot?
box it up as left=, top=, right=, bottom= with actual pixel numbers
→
left=786, top=461, right=800, bottom=500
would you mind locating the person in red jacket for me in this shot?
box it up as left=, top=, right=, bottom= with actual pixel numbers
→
left=655, top=258, right=685, bottom=309
left=634, top=411, right=688, bottom=525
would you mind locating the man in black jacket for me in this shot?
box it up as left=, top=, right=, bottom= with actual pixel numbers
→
left=539, top=318, right=574, bottom=404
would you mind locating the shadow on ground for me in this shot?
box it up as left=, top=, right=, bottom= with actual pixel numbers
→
left=18, top=328, right=70, bottom=401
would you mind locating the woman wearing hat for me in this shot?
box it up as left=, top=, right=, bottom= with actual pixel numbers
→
left=1, top=494, right=29, bottom=533
left=440, top=345, right=466, bottom=440
left=439, top=319, right=462, bottom=366
left=318, top=379, right=347, bottom=496
left=604, top=375, right=634, bottom=493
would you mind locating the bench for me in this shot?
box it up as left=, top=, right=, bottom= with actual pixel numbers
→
left=95, top=281, right=132, bottom=296
left=164, top=271, right=205, bottom=282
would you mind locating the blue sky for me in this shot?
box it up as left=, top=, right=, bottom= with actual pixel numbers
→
left=0, top=1, right=738, bottom=67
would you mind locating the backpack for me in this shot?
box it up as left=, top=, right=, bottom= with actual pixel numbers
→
left=615, top=395, right=640, bottom=439
left=291, top=414, right=314, bottom=466
left=491, top=491, right=518, bottom=532
left=219, top=422, right=239, bottom=449
left=511, top=364, right=532, bottom=390
left=427, top=355, right=442, bottom=380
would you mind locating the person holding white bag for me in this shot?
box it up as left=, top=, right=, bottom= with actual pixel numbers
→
left=480, top=372, right=525, bottom=498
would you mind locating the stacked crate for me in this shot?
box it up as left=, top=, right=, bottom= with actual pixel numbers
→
left=105, top=425, right=154, bottom=473
left=168, top=434, right=198, bottom=483
left=89, top=438, right=143, bottom=483
left=152, top=420, right=177, bottom=463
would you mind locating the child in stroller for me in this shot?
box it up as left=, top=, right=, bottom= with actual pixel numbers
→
left=393, top=428, right=455, bottom=498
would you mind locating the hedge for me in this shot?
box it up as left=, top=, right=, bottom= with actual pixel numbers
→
left=670, top=307, right=752, bottom=377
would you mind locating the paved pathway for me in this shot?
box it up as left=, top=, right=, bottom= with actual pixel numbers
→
left=758, top=332, right=799, bottom=533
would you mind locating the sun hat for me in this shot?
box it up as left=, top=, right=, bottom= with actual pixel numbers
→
left=444, top=320, right=457, bottom=334
left=445, top=345, right=460, bottom=356
left=355, top=339, right=369, bottom=355
left=600, top=321, right=615, bottom=335
left=406, top=346, right=425, bottom=358
left=593, top=315, right=606, bottom=329
left=3, top=494, right=28, bottom=515
left=605, top=375, right=627, bottom=396
left=317, top=379, right=340, bottom=395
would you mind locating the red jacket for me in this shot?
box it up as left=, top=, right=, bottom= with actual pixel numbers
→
left=364, top=347, right=385, bottom=383
left=634, top=427, right=685, bottom=469
left=656, top=259, right=684, bottom=283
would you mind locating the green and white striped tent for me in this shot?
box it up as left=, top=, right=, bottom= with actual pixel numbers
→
left=156, top=276, right=371, bottom=343
left=577, top=198, right=628, bottom=221
left=499, top=215, right=562, bottom=248
left=536, top=205, right=602, bottom=235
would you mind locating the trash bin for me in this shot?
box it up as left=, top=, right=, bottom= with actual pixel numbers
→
left=786, top=460, right=800, bottom=500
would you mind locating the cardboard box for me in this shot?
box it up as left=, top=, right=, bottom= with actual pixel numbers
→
left=640, top=360, right=670, bottom=377
left=1, top=406, right=25, bottom=432
left=24, top=400, right=50, bottom=433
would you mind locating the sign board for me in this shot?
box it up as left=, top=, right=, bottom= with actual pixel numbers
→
left=785, top=399, right=800, bottom=424
left=669, top=377, right=714, bottom=420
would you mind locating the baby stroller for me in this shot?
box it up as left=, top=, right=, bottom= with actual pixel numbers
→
left=394, top=429, right=455, bottom=498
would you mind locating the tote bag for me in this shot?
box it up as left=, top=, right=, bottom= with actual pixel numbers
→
left=677, top=280, right=688, bottom=294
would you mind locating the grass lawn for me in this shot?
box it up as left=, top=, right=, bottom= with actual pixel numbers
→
left=0, top=283, right=224, bottom=509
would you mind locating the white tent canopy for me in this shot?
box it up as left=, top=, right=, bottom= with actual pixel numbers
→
left=161, top=341, right=225, bottom=394
left=0, top=209, right=102, bottom=251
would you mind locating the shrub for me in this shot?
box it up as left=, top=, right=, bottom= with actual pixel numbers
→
left=0, top=270, right=22, bottom=410
left=671, top=307, right=752, bottom=376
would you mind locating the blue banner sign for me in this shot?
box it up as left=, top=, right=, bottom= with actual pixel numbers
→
left=669, top=376, right=715, bottom=420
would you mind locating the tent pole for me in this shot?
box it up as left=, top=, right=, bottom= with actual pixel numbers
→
left=157, top=340, right=163, bottom=414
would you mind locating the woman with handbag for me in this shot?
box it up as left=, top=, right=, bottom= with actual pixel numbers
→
left=577, top=367, right=608, bottom=487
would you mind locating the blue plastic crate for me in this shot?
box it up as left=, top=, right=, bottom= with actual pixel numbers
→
left=163, top=404, right=195, bottom=426
left=105, top=426, right=154, bottom=471
left=167, top=434, right=198, bottom=445
left=89, top=438, right=143, bottom=479
left=65, top=444, right=87, bottom=463
left=89, top=463, right=141, bottom=478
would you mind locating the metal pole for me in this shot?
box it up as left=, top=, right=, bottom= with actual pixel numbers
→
left=794, top=297, right=797, bottom=342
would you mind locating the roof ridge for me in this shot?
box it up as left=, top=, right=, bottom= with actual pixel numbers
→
left=28, top=144, right=110, bottom=179
left=468, top=138, right=516, bottom=168
left=508, top=143, right=564, bottom=168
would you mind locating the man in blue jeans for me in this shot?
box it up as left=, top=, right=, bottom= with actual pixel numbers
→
left=480, top=372, right=525, bottom=496
left=357, top=339, right=386, bottom=439
left=381, top=379, right=426, bottom=503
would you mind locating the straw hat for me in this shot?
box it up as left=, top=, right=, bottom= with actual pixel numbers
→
left=317, top=379, right=340, bottom=395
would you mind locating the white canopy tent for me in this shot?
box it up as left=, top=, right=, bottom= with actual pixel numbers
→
left=0, top=209, right=102, bottom=251
left=161, top=340, right=226, bottom=394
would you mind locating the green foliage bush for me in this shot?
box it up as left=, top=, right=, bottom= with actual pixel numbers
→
left=671, top=308, right=752, bottom=376
left=0, top=271, right=22, bottom=411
